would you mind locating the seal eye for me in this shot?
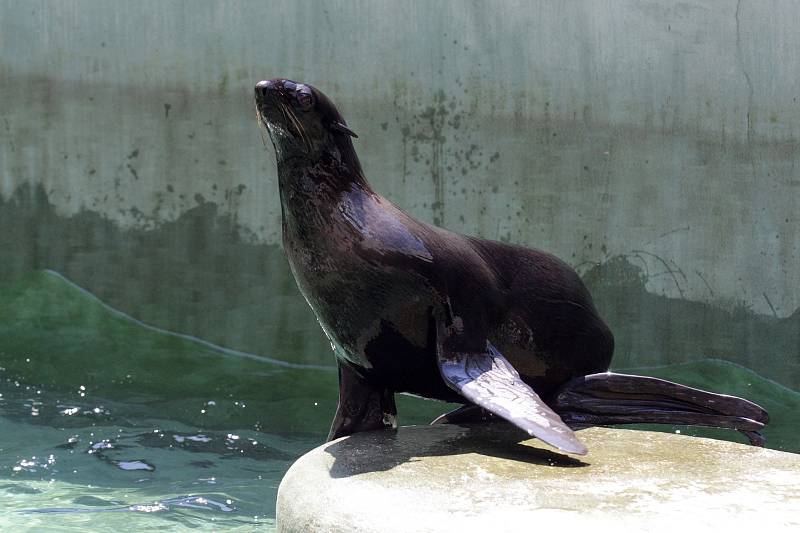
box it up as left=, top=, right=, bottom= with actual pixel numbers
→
left=295, top=86, right=314, bottom=110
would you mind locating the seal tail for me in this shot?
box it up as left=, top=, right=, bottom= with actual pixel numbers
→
left=548, top=372, right=769, bottom=446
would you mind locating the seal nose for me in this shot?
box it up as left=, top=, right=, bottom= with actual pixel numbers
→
left=255, top=80, right=273, bottom=99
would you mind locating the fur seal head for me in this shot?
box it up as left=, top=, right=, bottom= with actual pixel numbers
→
left=255, top=79, right=359, bottom=171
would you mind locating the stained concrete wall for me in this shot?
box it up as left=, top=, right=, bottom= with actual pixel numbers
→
left=1, top=1, right=798, bottom=386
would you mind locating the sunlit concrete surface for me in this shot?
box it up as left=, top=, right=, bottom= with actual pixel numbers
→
left=276, top=424, right=800, bottom=533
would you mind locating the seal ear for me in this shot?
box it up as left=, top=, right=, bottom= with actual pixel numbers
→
left=330, top=121, right=358, bottom=138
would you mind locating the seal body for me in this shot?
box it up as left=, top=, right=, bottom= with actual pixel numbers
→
left=255, top=79, right=768, bottom=454
left=279, top=148, right=614, bottom=394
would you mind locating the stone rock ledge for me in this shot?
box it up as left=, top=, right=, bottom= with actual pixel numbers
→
left=277, top=425, right=800, bottom=533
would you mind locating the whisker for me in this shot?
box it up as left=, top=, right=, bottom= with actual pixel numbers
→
left=255, top=104, right=269, bottom=148
left=291, top=111, right=312, bottom=152
left=277, top=102, right=295, bottom=135
left=279, top=101, right=312, bottom=152
left=258, top=119, right=269, bottom=148
left=280, top=103, right=300, bottom=135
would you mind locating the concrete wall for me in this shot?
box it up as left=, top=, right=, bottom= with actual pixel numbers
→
left=1, top=1, right=798, bottom=386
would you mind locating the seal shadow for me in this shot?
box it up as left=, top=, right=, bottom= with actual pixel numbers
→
left=324, top=423, right=589, bottom=478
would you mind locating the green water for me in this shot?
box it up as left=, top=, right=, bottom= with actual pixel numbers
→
left=1, top=271, right=798, bottom=531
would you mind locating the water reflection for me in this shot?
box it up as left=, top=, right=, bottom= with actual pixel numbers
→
left=25, top=494, right=236, bottom=514
left=0, top=270, right=798, bottom=531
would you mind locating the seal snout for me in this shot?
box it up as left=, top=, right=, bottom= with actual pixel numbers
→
left=255, top=80, right=275, bottom=101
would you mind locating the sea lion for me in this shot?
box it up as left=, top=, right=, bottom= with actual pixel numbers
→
left=254, top=78, right=769, bottom=455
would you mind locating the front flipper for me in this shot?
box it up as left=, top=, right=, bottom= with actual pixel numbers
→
left=328, top=362, right=397, bottom=442
left=436, top=321, right=588, bottom=455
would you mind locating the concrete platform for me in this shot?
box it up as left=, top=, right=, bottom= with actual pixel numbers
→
left=276, top=424, right=800, bottom=532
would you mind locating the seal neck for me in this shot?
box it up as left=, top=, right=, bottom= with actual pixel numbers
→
left=329, top=134, right=365, bottom=183
left=277, top=139, right=372, bottom=199
left=277, top=143, right=375, bottom=240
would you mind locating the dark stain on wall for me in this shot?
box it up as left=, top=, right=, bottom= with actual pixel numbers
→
left=1, top=184, right=797, bottom=390
left=398, top=86, right=499, bottom=227
left=584, top=256, right=800, bottom=388
left=0, top=184, right=328, bottom=366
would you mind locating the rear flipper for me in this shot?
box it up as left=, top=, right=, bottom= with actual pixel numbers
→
left=549, top=372, right=770, bottom=446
